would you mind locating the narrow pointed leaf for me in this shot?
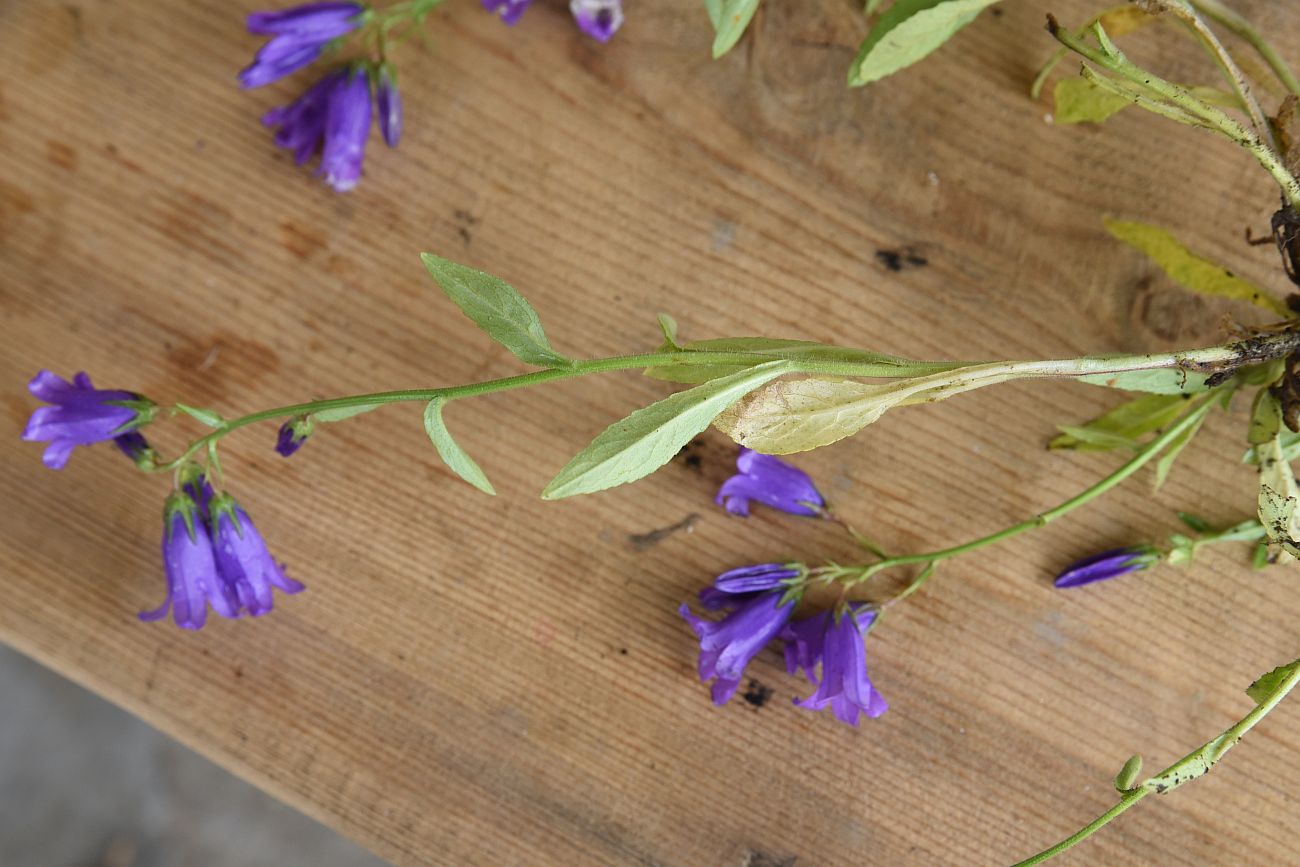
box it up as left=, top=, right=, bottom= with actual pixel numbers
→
left=710, top=0, right=761, bottom=59
left=1104, top=219, right=1289, bottom=316
left=1077, top=368, right=1213, bottom=394
left=421, top=254, right=571, bottom=368
left=175, top=404, right=225, bottom=428
left=849, top=0, right=1003, bottom=87
left=423, top=397, right=496, bottom=495
left=1051, top=393, right=1188, bottom=451
left=543, top=361, right=790, bottom=499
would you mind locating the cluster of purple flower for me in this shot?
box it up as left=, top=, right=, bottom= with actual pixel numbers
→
left=239, top=4, right=394, bottom=192
left=22, top=371, right=303, bottom=630
left=240, top=0, right=622, bottom=190
left=681, top=448, right=889, bottom=726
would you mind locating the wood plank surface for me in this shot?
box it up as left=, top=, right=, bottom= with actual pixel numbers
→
left=3, top=1, right=1300, bottom=864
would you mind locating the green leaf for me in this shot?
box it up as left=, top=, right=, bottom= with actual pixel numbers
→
left=420, top=253, right=571, bottom=368
left=1253, top=391, right=1300, bottom=562
left=1249, top=388, right=1282, bottom=446
left=656, top=313, right=681, bottom=350
left=312, top=404, right=382, bottom=423
left=1050, top=393, right=1188, bottom=451
left=703, top=0, right=722, bottom=29
left=1103, top=219, right=1290, bottom=316
left=1142, top=732, right=1235, bottom=794
left=1052, top=425, right=1140, bottom=451
left=175, top=404, right=224, bottom=428
left=542, top=361, right=791, bottom=499
left=1177, top=512, right=1211, bottom=534
left=849, top=0, right=1004, bottom=87
left=1247, top=662, right=1300, bottom=706
left=710, top=0, right=761, bottom=59
left=1053, top=77, right=1132, bottom=124
left=1114, top=755, right=1143, bottom=792
left=423, top=397, right=496, bottom=495
left=1077, top=368, right=1213, bottom=394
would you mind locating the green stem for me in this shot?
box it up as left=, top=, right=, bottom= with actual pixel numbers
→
left=155, top=328, right=1300, bottom=474
left=1012, top=790, right=1148, bottom=867
left=1189, top=0, right=1300, bottom=95
left=1014, top=657, right=1300, bottom=865
left=850, top=397, right=1217, bottom=586
left=1049, top=16, right=1300, bottom=208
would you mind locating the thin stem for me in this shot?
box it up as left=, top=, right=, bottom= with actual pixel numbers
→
left=1015, top=657, right=1300, bottom=865
left=1189, top=0, right=1300, bottom=95
left=1049, top=16, right=1300, bottom=207
left=1163, top=1, right=1278, bottom=154
left=850, top=397, right=1217, bottom=586
left=1012, top=790, right=1148, bottom=867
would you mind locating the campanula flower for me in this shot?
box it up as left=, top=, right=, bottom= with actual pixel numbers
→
left=780, top=604, right=873, bottom=684
left=276, top=416, right=315, bottom=457
left=482, top=0, right=532, bottom=26
left=239, top=2, right=365, bottom=88
left=22, top=371, right=154, bottom=470
left=681, top=591, right=797, bottom=705
left=1054, top=546, right=1159, bottom=589
left=716, top=447, right=824, bottom=517
left=792, top=607, right=888, bottom=725
left=319, top=68, right=372, bottom=192
left=375, top=65, right=402, bottom=148
left=262, top=69, right=344, bottom=165
left=570, top=0, right=623, bottom=41
left=210, top=493, right=305, bottom=617
left=140, top=492, right=240, bottom=630
left=698, top=562, right=802, bottom=609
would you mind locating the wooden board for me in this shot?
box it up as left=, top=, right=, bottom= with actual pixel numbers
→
left=4, top=1, right=1300, bottom=863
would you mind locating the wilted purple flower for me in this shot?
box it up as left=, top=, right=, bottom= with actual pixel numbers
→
left=319, top=69, right=372, bottom=192
left=570, top=0, right=623, bottom=41
left=239, top=2, right=365, bottom=88
left=22, top=371, right=154, bottom=470
left=483, top=0, right=533, bottom=25
left=1054, top=546, right=1159, bottom=589
left=276, top=416, right=315, bottom=457
left=681, top=592, right=797, bottom=704
left=375, top=65, right=402, bottom=148
left=716, top=447, right=824, bottom=517
left=211, top=493, right=305, bottom=617
left=792, top=607, right=888, bottom=725
left=140, top=492, right=240, bottom=630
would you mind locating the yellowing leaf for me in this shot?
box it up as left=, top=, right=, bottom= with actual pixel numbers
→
left=1096, top=5, right=1155, bottom=37
left=1053, top=77, right=1132, bottom=125
left=1104, top=219, right=1289, bottom=316
left=714, top=377, right=897, bottom=454
left=1253, top=392, right=1300, bottom=563
left=849, top=0, right=1003, bottom=87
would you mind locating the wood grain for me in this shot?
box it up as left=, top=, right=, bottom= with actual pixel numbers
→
left=3, top=1, right=1300, bottom=864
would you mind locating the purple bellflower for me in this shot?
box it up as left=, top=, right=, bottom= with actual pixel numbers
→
left=716, top=447, right=825, bottom=517
left=141, top=492, right=240, bottom=630
left=262, top=67, right=372, bottom=191
left=276, top=416, right=315, bottom=457
left=210, top=493, right=305, bottom=617
left=239, top=2, right=365, bottom=88
left=262, top=69, right=345, bottom=165
left=319, top=68, right=372, bottom=192
left=482, top=0, right=533, bottom=26
left=570, top=0, right=623, bottom=41
left=23, top=371, right=154, bottom=470
left=681, top=563, right=802, bottom=704
left=791, top=607, right=888, bottom=725
left=1054, top=546, right=1159, bottom=589
left=375, top=65, right=402, bottom=148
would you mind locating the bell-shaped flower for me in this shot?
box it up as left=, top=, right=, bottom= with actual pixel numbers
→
left=210, top=493, right=305, bottom=617
left=23, top=371, right=154, bottom=470
left=140, top=492, right=240, bottom=630
left=239, top=2, right=365, bottom=88
left=716, top=447, right=824, bottom=517
left=792, top=607, right=888, bottom=725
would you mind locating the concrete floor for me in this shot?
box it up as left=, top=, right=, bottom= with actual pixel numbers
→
left=0, top=645, right=387, bottom=867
